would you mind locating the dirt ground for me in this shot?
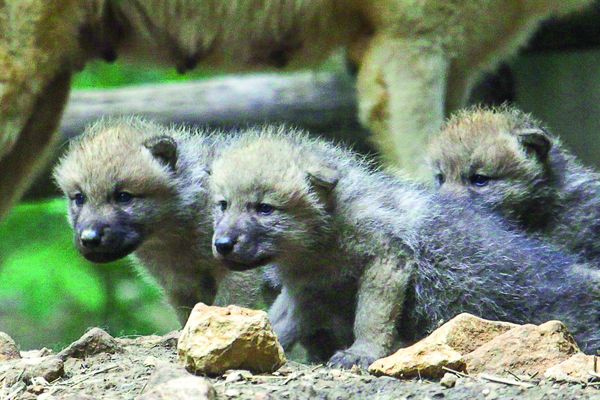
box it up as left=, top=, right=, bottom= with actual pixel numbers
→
left=2, top=330, right=599, bottom=400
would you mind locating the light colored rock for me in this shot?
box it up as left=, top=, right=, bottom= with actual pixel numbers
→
left=143, top=356, right=163, bottom=367
left=368, top=313, right=515, bottom=379
left=224, top=369, right=253, bottom=382
left=57, top=327, right=122, bottom=361
left=368, top=342, right=465, bottom=379
left=0, top=332, right=20, bottom=361
left=464, top=321, right=579, bottom=376
left=420, top=313, right=517, bottom=354
left=544, top=353, right=597, bottom=383
left=178, top=303, right=286, bottom=375
left=138, top=376, right=216, bottom=400
left=0, top=356, right=64, bottom=385
left=440, top=372, right=458, bottom=388
left=139, top=364, right=215, bottom=400
left=144, top=364, right=190, bottom=388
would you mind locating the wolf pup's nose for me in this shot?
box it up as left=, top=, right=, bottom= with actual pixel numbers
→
left=80, top=228, right=103, bottom=248
left=214, top=237, right=235, bottom=255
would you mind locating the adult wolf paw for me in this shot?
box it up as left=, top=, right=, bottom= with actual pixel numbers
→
left=328, top=348, right=376, bottom=370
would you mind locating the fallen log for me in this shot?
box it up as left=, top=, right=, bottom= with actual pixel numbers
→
left=26, top=72, right=373, bottom=200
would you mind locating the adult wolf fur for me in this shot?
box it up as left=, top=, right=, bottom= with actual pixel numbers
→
left=209, top=127, right=599, bottom=368
left=0, top=0, right=591, bottom=220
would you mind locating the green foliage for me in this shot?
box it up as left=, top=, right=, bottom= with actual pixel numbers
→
left=0, top=199, right=178, bottom=350
left=73, top=61, right=219, bottom=89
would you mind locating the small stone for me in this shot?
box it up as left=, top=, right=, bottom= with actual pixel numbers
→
left=464, top=321, right=579, bottom=376
left=482, top=388, right=490, bottom=395
left=544, top=353, right=596, bottom=383
left=25, top=357, right=64, bottom=383
left=254, top=393, right=272, bottom=400
left=138, top=376, right=216, bottom=400
left=224, top=369, right=253, bottom=383
left=350, top=365, right=363, bottom=375
left=369, top=342, right=465, bottom=379
left=440, top=373, right=457, bottom=388
left=0, top=356, right=64, bottom=385
left=28, top=384, right=46, bottom=395
left=144, top=365, right=191, bottom=390
left=30, top=376, right=49, bottom=386
left=330, top=369, right=343, bottom=379
left=160, top=331, right=180, bottom=348
left=143, top=356, right=162, bottom=367
left=178, top=304, right=286, bottom=375
left=0, top=332, right=20, bottom=361
left=29, top=376, right=50, bottom=395
left=57, top=328, right=122, bottom=361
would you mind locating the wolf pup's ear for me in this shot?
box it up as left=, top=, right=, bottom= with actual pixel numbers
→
left=516, top=128, right=552, bottom=162
left=144, top=136, right=178, bottom=170
left=307, top=164, right=340, bottom=211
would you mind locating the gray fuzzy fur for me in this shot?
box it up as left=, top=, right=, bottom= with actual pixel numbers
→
left=209, top=128, right=600, bottom=368
left=429, top=107, right=600, bottom=264
left=509, top=140, right=600, bottom=261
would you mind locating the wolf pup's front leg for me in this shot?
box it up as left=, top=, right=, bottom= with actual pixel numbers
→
left=329, top=256, right=412, bottom=369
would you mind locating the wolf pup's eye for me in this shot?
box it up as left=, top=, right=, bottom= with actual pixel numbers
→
left=73, top=193, right=85, bottom=207
left=470, top=174, right=490, bottom=187
left=435, top=173, right=445, bottom=186
left=115, top=191, right=133, bottom=204
left=256, top=203, right=274, bottom=215
left=218, top=200, right=228, bottom=211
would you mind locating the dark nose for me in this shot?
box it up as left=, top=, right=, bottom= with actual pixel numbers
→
left=214, top=237, right=235, bottom=255
left=80, top=227, right=104, bottom=248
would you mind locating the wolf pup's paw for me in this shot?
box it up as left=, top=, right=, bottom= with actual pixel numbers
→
left=328, top=348, right=376, bottom=370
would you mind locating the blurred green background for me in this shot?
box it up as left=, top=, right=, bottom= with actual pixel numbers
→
left=0, top=62, right=219, bottom=351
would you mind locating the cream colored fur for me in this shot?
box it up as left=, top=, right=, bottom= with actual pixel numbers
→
left=0, top=0, right=591, bottom=219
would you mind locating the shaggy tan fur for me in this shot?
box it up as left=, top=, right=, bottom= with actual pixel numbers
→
left=428, top=107, right=545, bottom=187
left=0, top=0, right=591, bottom=219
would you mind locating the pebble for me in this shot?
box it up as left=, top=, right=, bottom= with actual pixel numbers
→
left=440, top=373, right=457, bottom=388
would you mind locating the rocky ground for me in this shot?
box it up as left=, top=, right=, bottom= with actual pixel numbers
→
left=0, top=328, right=599, bottom=400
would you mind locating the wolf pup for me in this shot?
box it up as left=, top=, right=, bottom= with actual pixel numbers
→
left=209, top=126, right=599, bottom=368
left=54, top=117, right=274, bottom=323
left=428, top=106, right=600, bottom=262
